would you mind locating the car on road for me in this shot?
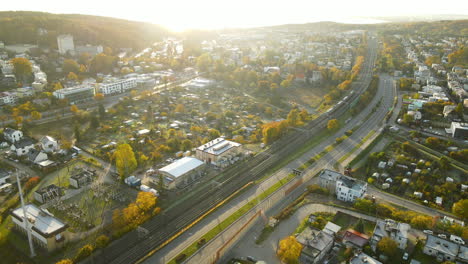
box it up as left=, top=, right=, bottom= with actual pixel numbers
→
left=438, top=234, right=447, bottom=239
left=450, top=235, right=465, bottom=245
left=246, top=256, right=257, bottom=262
left=423, top=230, right=433, bottom=235
left=403, top=252, right=409, bottom=260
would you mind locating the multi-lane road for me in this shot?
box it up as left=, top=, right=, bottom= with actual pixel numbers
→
left=82, top=36, right=380, bottom=264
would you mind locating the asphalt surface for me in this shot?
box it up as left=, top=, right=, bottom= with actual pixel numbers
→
left=81, top=36, right=380, bottom=264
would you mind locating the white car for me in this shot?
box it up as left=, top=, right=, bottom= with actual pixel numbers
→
left=450, top=235, right=465, bottom=245
left=438, top=234, right=447, bottom=239
left=423, top=230, right=433, bottom=235
left=403, top=252, right=409, bottom=261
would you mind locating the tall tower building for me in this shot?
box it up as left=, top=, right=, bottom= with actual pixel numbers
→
left=57, top=34, right=75, bottom=55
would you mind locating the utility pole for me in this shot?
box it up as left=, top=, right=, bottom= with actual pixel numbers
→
left=16, top=169, right=36, bottom=257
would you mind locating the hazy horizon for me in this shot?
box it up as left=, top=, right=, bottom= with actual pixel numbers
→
left=1, top=0, right=468, bottom=31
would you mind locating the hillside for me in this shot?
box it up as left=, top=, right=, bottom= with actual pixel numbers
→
left=0, top=11, right=169, bottom=50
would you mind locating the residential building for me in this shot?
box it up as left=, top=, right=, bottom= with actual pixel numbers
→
left=11, top=204, right=68, bottom=252
left=450, top=122, right=468, bottom=139
left=75, top=44, right=103, bottom=56
left=34, top=184, right=61, bottom=204
left=195, top=137, right=242, bottom=167
left=3, top=128, right=23, bottom=143
left=371, top=219, right=410, bottom=251
left=28, top=149, right=48, bottom=164
left=350, top=252, right=382, bottom=264
left=53, top=85, right=95, bottom=103
left=10, top=137, right=35, bottom=156
left=96, top=78, right=137, bottom=95
left=40, top=136, right=59, bottom=153
left=297, top=227, right=334, bottom=264
left=158, top=157, right=205, bottom=189
left=342, top=229, right=370, bottom=248
left=0, top=168, right=12, bottom=185
left=0, top=92, right=18, bottom=105
left=423, top=234, right=459, bottom=262
left=57, top=34, right=75, bottom=54
left=323, top=221, right=341, bottom=236
left=335, top=175, right=367, bottom=203
left=69, top=169, right=96, bottom=188
left=319, top=169, right=343, bottom=192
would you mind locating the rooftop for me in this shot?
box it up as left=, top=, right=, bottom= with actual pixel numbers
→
left=11, top=204, right=67, bottom=237
left=350, top=252, right=382, bottom=264
left=159, top=157, right=204, bottom=178
left=425, top=234, right=459, bottom=257
left=196, top=137, right=241, bottom=156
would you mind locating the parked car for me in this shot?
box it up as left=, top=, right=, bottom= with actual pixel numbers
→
left=423, top=230, right=433, bottom=235
left=403, top=252, right=409, bottom=260
left=438, top=234, right=447, bottom=239
left=246, top=256, right=257, bottom=262
left=450, top=235, right=465, bottom=245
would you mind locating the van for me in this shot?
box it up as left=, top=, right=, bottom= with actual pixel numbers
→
left=450, top=235, right=465, bottom=245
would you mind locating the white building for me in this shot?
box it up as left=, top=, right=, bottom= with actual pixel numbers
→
left=40, top=136, right=59, bottom=153
left=0, top=92, right=18, bottom=105
left=450, top=122, right=468, bottom=139
left=28, top=149, right=48, bottom=164
left=319, top=169, right=367, bottom=203
left=96, top=78, right=137, bottom=95
left=158, top=157, right=205, bottom=189
left=53, top=86, right=95, bottom=103
left=3, top=128, right=23, bottom=143
left=57, top=34, right=75, bottom=55
left=195, top=137, right=242, bottom=167
left=10, top=137, right=35, bottom=156
left=11, top=204, right=68, bottom=252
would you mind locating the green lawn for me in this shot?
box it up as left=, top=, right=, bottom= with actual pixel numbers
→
left=332, top=211, right=375, bottom=235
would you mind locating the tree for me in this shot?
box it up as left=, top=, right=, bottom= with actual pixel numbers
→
left=377, top=237, right=398, bottom=256
left=55, top=260, right=73, bottom=264
left=196, top=53, right=212, bottom=71
left=67, top=72, right=78, bottom=81
left=74, top=244, right=94, bottom=262
left=438, top=156, right=450, bottom=170
left=353, top=198, right=375, bottom=213
left=114, top=144, right=137, bottom=180
left=10, top=57, right=32, bottom=81
left=31, top=111, right=42, bottom=120
left=287, top=108, right=301, bottom=126
left=402, top=113, right=414, bottom=124
left=327, top=119, right=340, bottom=131
left=70, top=104, right=79, bottom=114
left=410, top=215, right=433, bottom=229
left=175, top=104, right=185, bottom=113
left=455, top=102, right=464, bottom=114
left=277, top=236, right=303, bottom=264
left=95, top=235, right=110, bottom=249
left=74, top=125, right=80, bottom=142
left=452, top=199, right=468, bottom=220
left=94, top=93, right=105, bottom=101
left=135, top=191, right=157, bottom=212
left=63, top=59, right=80, bottom=74
left=354, top=218, right=365, bottom=233
left=98, top=104, right=106, bottom=119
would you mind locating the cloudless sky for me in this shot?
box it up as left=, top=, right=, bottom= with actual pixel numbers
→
left=2, top=0, right=468, bottom=31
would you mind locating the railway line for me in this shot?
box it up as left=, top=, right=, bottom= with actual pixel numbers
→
left=83, top=36, right=379, bottom=264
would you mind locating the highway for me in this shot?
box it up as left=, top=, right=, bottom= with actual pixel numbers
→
left=81, top=36, right=379, bottom=264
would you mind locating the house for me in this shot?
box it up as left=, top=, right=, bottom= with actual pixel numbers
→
left=40, top=136, right=59, bottom=153
left=52, top=85, right=95, bottom=103
left=350, top=252, right=382, bottom=264
left=34, top=184, right=61, bottom=204
left=436, top=197, right=443, bottom=206
left=11, top=204, right=68, bottom=252
left=158, top=157, right=205, bottom=189
left=323, top=221, right=341, bottom=236
left=342, top=229, right=369, bottom=248
left=3, top=128, right=23, bottom=143
left=450, top=122, right=468, bottom=139
left=319, top=169, right=367, bottom=202
left=423, top=234, right=459, bottom=262
left=371, top=219, right=410, bottom=251
left=195, top=137, right=242, bottom=167
left=0, top=168, right=12, bottom=185
left=297, top=227, right=334, bottom=264
left=10, top=137, right=35, bottom=156
left=443, top=105, right=457, bottom=119
left=28, top=149, right=48, bottom=164
left=69, top=168, right=96, bottom=188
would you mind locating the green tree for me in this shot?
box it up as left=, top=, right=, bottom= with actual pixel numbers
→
left=114, top=144, right=137, bottom=180
left=287, top=108, right=301, bottom=126
left=31, top=111, right=42, bottom=120
left=353, top=198, right=376, bottom=213
left=63, top=59, right=80, bottom=74
left=410, top=215, right=433, bottom=229
left=455, top=102, right=464, bottom=114
left=196, top=53, right=212, bottom=72
left=403, top=113, right=414, bottom=124
left=377, top=237, right=398, bottom=256
left=327, top=119, right=340, bottom=131
left=452, top=199, right=468, bottom=220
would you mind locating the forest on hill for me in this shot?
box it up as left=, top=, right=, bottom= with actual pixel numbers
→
left=0, top=11, right=169, bottom=50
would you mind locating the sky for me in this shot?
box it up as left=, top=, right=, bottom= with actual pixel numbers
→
left=2, top=0, right=468, bottom=31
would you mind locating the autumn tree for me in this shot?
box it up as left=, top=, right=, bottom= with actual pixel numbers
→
left=277, top=236, right=303, bottom=264
left=196, top=53, right=212, bottom=72
left=30, top=111, right=42, bottom=120
left=74, top=244, right=94, bottom=262
left=67, top=72, right=78, bottom=81
left=377, top=237, right=398, bottom=256
left=63, top=59, right=80, bottom=74
left=10, top=57, right=32, bottom=81
left=95, top=235, right=110, bottom=249
left=55, top=259, right=73, bottom=264
left=453, top=199, right=468, bottom=220
left=327, top=119, right=340, bottom=131
left=114, top=144, right=137, bottom=180
left=70, top=104, right=79, bottom=114
left=135, top=191, right=157, bottom=212
left=410, top=215, right=433, bottom=229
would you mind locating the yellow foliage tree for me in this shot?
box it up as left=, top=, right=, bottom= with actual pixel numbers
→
left=277, top=236, right=303, bottom=264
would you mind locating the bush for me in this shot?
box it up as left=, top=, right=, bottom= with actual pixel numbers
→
left=175, top=254, right=186, bottom=263
left=56, top=260, right=73, bottom=264
left=74, top=244, right=94, bottom=262
left=24, top=176, right=40, bottom=192
left=307, top=184, right=329, bottom=195
left=95, top=235, right=110, bottom=249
